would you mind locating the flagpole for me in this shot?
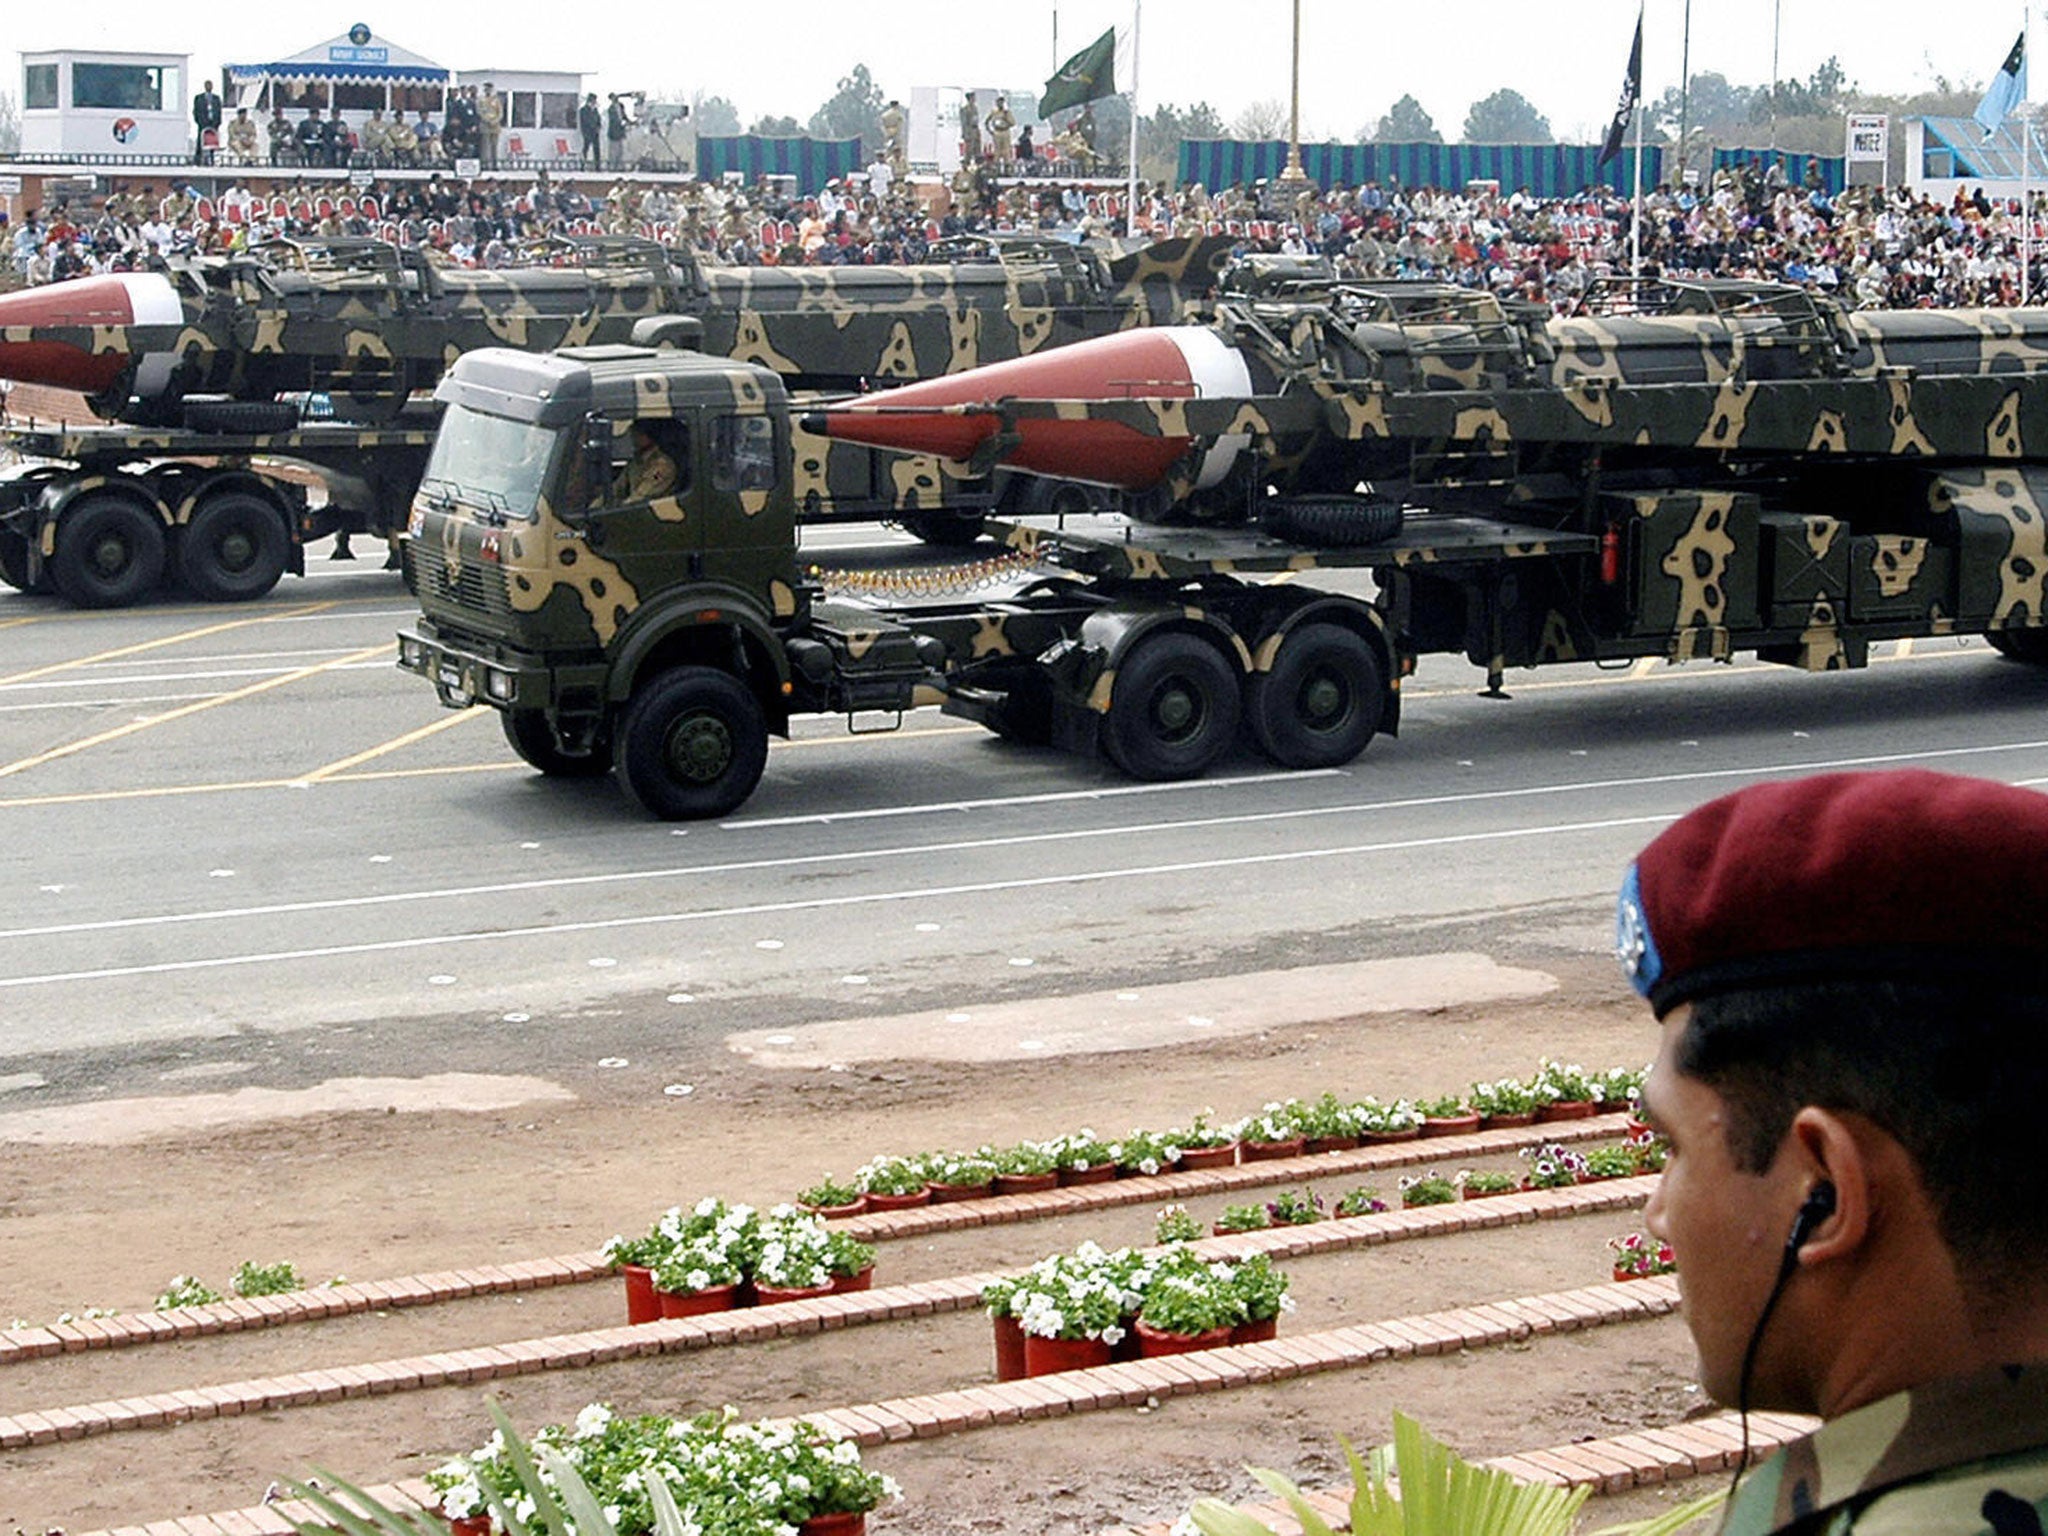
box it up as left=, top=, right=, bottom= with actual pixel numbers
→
left=2025, top=1, right=2034, bottom=304
left=1127, top=0, right=1141, bottom=233
left=1631, top=2, right=1645, bottom=279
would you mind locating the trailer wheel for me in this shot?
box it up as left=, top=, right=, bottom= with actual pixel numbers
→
left=51, top=495, right=167, bottom=609
left=0, top=529, right=49, bottom=595
left=1102, top=632, right=1241, bottom=780
left=503, top=709, right=614, bottom=778
left=898, top=511, right=986, bottom=547
left=1245, top=623, right=1385, bottom=769
left=614, top=667, right=769, bottom=819
left=1266, top=496, right=1404, bottom=547
left=1987, top=628, right=2048, bottom=665
left=182, top=398, right=301, bottom=434
left=177, top=492, right=289, bottom=602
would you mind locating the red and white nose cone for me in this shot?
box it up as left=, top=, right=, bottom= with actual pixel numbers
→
left=812, top=326, right=1252, bottom=491
left=0, top=273, right=182, bottom=394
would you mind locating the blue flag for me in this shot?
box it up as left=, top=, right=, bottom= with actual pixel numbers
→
left=1976, top=31, right=2027, bottom=140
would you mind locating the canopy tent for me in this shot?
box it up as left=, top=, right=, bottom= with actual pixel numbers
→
left=226, top=28, right=447, bottom=90
left=1177, top=140, right=1660, bottom=198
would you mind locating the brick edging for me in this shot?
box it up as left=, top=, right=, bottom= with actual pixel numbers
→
left=1104, top=1407, right=1819, bottom=1535
left=0, top=1181, right=1658, bottom=1453
left=0, top=1254, right=610, bottom=1365
left=842, top=1116, right=1639, bottom=1241
left=71, top=1275, right=1687, bottom=1536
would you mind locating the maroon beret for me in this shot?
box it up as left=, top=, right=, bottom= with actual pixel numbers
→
left=1617, top=770, right=2048, bottom=1016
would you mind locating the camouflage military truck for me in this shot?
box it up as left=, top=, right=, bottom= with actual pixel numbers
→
left=396, top=342, right=1409, bottom=818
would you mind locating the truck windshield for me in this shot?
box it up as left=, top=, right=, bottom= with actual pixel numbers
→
left=420, top=405, right=563, bottom=522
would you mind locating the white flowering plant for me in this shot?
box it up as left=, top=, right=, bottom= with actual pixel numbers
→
left=155, top=1275, right=223, bottom=1310
left=1111, top=1128, right=1184, bottom=1177
left=749, top=1207, right=834, bottom=1291
left=421, top=1400, right=898, bottom=1536
left=1165, top=1112, right=1237, bottom=1150
left=1532, top=1058, right=1597, bottom=1104
left=824, top=1230, right=875, bottom=1280
left=1006, top=1241, right=1151, bottom=1344
left=854, top=1154, right=928, bottom=1197
left=1354, top=1097, right=1422, bottom=1135
left=1468, top=1077, right=1541, bottom=1117
left=1049, top=1130, right=1115, bottom=1173
left=923, top=1151, right=999, bottom=1189
left=1233, top=1102, right=1300, bottom=1145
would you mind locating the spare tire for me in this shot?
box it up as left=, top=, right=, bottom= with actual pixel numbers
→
left=1266, top=496, right=1405, bottom=548
left=182, top=398, right=302, bottom=435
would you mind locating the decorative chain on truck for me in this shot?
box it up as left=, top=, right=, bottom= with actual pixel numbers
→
left=397, top=275, right=2048, bottom=820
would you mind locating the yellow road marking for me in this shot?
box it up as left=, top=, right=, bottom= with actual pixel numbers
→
left=0, top=638, right=391, bottom=781
left=1895, top=637, right=1914, bottom=658
left=1629, top=656, right=1661, bottom=678
left=0, top=603, right=337, bottom=689
left=1262, top=570, right=1302, bottom=586
left=295, top=706, right=488, bottom=783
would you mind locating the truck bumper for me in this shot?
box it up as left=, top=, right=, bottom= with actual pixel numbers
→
left=395, top=622, right=607, bottom=713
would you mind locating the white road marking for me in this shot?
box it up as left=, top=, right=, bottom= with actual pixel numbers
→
left=3, top=736, right=2047, bottom=951
left=0, top=661, right=393, bottom=693
left=729, top=769, right=1343, bottom=827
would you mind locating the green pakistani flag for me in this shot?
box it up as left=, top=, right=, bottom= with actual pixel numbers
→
left=1042, top=27, right=1117, bottom=116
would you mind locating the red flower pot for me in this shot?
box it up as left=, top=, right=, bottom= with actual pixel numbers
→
left=1134, top=1319, right=1234, bottom=1357
left=993, top=1171, right=1060, bottom=1196
left=621, top=1264, right=659, bottom=1325
left=754, top=1281, right=836, bottom=1306
left=1213, top=1222, right=1269, bottom=1236
left=829, top=1267, right=874, bottom=1294
left=1176, top=1143, right=1239, bottom=1169
left=1462, top=1184, right=1514, bottom=1200
left=1538, top=1100, right=1596, bottom=1122
left=1058, top=1163, right=1117, bottom=1185
left=1241, top=1137, right=1305, bottom=1162
left=798, top=1513, right=866, bottom=1536
left=1304, top=1134, right=1359, bottom=1155
left=862, top=1187, right=930, bottom=1211
left=1481, top=1111, right=1538, bottom=1129
left=992, top=1313, right=1027, bottom=1381
left=450, top=1516, right=492, bottom=1536
left=1360, top=1126, right=1423, bottom=1144
left=1613, top=1266, right=1641, bottom=1283
left=1022, top=1333, right=1113, bottom=1376
left=1421, top=1113, right=1483, bottom=1137
left=929, top=1180, right=993, bottom=1204
left=1231, top=1316, right=1280, bottom=1345
left=657, top=1282, right=742, bottom=1318
left=799, top=1198, right=866, bottom=1219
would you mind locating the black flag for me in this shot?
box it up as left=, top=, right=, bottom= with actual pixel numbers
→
left=1599, top=9, right=1644, bottom=168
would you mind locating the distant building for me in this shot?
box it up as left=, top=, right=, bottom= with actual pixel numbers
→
left=1908, top=116, right=2042, bottom=202
left=20, top=50, right=192, bottom=159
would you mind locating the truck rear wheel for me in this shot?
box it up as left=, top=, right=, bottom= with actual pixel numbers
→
left=51, top=495, right=167, bottom=608
left=1102, top=632, right=1241, bottom=780
left=1987, top=628, right=2048, bottom=665
left=503, top=709, right=614, bottom=778
left=615, top=667, right=769, bottom=819
left=177, top=492, right=289, bottom=602
left=1245, top=623, right=1384, bottom=768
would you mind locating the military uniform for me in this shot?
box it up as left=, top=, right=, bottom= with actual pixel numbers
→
left=616, top=433, right=679, bottom=502
left=959, top=92, right=981, bottom=163
left=478, top=88, right=504, bottom=171
left=1717, top=1364, right=2048, bottom=1536
left=880, top=101, right=906, bottom=177
left=985, top=100, right=1015, bottom=168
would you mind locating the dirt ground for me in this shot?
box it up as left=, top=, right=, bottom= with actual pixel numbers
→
left=0, top=962, right=1723, bottom=1535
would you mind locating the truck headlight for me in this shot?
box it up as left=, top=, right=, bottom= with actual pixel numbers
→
left=399, top=637, right=423, bottom=667
left=485, top=668, right=516, bottom=702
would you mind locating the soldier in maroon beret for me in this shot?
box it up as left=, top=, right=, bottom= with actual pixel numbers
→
left=1620, top=770, right=2048, bottom=1534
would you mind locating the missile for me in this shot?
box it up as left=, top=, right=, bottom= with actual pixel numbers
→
left=0, top=235, right=1236, bottom=427
left=801, top=326, right=1254, bottom=491
left=0, top=273, right=185, bottom=398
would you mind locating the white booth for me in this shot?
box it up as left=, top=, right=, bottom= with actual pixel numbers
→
left=19, top=51, right=191, bottom=159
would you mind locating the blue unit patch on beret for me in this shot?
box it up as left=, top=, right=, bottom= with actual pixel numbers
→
left=1616, top=862, right=1662, bottom=997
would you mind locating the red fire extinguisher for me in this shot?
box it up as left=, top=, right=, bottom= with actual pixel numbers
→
left=1599, top=524, right=1622, bottom=585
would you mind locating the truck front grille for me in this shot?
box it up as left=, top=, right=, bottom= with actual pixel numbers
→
left=412, top=539, right=513, bottom=625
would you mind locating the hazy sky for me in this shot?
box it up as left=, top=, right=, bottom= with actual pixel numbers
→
left=6, top=2, right=2037, bottom=143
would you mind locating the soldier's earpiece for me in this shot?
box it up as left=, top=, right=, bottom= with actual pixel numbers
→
left=1786, top=1180, right=1837, bottom=1254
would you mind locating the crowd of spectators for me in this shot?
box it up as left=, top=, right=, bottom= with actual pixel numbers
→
left=7, top=155, right=2047, bottom=312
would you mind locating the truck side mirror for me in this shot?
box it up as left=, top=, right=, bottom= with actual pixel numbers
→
left=570, top=415, right=612, bottom=521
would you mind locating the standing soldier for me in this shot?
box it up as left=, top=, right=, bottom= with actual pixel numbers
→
left=192, top=79, right=223, bottom=164
left=579, top=93, right=603, bottom=169
left=478, top=84, right=504, bottom=172
left=959, top=90, right=981, bottom=164
left=606, top=94, right=631, bottom=171
left=985, top=96, right=1015, bottom=171
left=880, top=98, right=907, bottom=178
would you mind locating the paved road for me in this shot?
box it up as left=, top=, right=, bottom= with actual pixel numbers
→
left=1, top=539, right=2045, bottom=1096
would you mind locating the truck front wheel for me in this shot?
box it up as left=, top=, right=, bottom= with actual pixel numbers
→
left=1102, top=632, right=1241, bottom=780
left=502, top=709, right=614, bottom=778
left=1245, top=623, right=1384, bottom=768
left=51, top=495, right=167, bottom=608
left=615, top=668, right=770, bottom=819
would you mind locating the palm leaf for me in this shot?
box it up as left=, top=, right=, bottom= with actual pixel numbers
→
left=1186, top=1496, right=1289, bottom=1536
left=1586, top=1488, right=1727, bottom=1536
left=1246, top=1465, right=1345, bottom=1536
left=276, top=1471, right=446, bottom=1536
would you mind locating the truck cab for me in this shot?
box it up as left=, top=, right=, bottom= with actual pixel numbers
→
left=398, top=343, right=941, bottom=817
